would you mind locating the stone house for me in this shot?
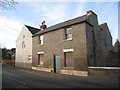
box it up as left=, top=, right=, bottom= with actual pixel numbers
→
left=32, top=10, right=112, bottom=75
left=16, top=25, right=40, bottom=68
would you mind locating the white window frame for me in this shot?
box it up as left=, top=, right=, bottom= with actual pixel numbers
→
left=38, top=52, right=44, bottom=54
left=40, top=35, right=44, bottom=45
left=63, top=49, right=74, bottom=52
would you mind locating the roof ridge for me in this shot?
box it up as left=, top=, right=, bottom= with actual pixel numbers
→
left=34, top=14, right=89, bottom=36
left=25, top=25, right=40, bottom=35
left=25, top=24, right=39, bottom=30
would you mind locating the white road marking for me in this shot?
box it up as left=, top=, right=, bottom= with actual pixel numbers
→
left=7, top=76, right=26, bottom=85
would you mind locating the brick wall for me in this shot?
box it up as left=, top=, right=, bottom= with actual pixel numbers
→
left=2, top=60, right=15, bottom=66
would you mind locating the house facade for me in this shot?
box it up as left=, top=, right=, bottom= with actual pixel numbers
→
left=32, top=10, right=112, bottom=75
left=16, top=25, right=40, bottom=68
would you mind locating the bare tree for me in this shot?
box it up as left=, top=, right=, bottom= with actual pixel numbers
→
left=0, top=0, right=17, bottom=10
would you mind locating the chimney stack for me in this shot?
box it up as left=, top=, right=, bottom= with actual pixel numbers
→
left=86, top=10, right=98, bottom=26
left=87, top=10, right=97, bottom=16
left=40, top=21, right=47, bottom=30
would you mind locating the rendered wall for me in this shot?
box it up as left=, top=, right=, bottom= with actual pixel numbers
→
left=16, top=26, right=32, bottom=68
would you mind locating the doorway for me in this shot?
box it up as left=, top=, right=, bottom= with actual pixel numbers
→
left=38, top=54, right=43, bottom=65
left=54, top=54, right=60, bottom=73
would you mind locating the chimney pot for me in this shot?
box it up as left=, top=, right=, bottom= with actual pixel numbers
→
left=40, top=21, right=47, bottom=30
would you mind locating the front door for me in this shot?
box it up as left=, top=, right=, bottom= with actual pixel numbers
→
left=54, top=54, right=60, bottom=73
left=38, top=54, right=40, bottom=65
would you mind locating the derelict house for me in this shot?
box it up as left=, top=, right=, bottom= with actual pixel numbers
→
left=32, top=10, right=112, bottom=75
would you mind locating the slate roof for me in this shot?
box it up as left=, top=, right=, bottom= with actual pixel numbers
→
left=34, top=14, right=90, bottom=36
left=25, top=25, right=40, bottom=35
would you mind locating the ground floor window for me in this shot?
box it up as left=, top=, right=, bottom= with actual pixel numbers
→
left=38, top=54, right=43, bottom=65
left=64, top=52, right=74, bottom=67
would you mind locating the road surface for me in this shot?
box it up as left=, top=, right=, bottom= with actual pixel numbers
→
left=2, top=64, right=118, bottom=88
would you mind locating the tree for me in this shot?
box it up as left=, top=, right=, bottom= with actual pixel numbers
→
left=11, top=48, right=15, bottom=52
left=0, top=0, right=17, bottom=10
left=2, top=48, right=10, bottom=60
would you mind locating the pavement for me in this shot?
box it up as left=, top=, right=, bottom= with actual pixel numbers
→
left=2, top=64, right=119, bottom=88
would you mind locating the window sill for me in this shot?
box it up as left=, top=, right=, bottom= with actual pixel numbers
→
left=39, top=44, right=44, bottom=46
left=63, top=38, right=73, bottom=41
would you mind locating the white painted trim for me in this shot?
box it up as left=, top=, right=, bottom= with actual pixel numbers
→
left=38, top=52, right=44, bottom=54
left=89, top=67, right=120, bottom=70
left=63, top=49, right=74, bottom=52
left=63, top=38, right=73, bottom=42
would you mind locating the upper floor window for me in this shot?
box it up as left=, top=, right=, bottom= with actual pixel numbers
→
left=39, top=35, right=44, bottom=45
left=22, top=41, right=25, bottom=48
left=64, top=27, right=73, bottom=40
left=23, top=35, right=25, bottom=38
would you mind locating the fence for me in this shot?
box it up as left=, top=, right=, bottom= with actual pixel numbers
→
left=2, top=60, right=15, bottom=66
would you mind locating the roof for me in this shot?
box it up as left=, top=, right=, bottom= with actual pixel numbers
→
left=34, top=14, right=90, bottom=36
left=25, top=25, right=40, bottom=35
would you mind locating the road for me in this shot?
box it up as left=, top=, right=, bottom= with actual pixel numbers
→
left=2, top=64, right=119, bottom=88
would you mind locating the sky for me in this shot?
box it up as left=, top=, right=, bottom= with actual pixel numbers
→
left=118, top=1, right=120, bottom=41
left=0, top=0, right=119, bottom=49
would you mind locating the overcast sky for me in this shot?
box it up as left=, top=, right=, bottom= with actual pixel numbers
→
left=0, top=0, right=119, bottom=49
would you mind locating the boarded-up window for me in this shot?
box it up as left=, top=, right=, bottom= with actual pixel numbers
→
left=64, top=52, right=74, bottom=67
left=64, top=27, right=73, bottom=40
left=38, top=54, right=44, bottom=65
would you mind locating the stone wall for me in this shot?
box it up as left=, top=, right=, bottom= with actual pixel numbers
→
left=32, top=11, right=113, bottom=71
left=95, top=23, right=112, bottom=66
left=106, top=51, right=120, bottom=67
left=86, top=11, right=112, bottom=66
left=32, top=22, right=89, bottom=71
left=88, top=67, right=119, bottom=79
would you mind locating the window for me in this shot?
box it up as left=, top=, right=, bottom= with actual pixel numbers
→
left=64, top=52, right=74, bottom=67
left=23, top=35, right=25, bottom=38
left=64, top=27, right=73, bottom=40
left=22, top=41, right=25, bottom=48
left=39, top=35, right=44, bottom=45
